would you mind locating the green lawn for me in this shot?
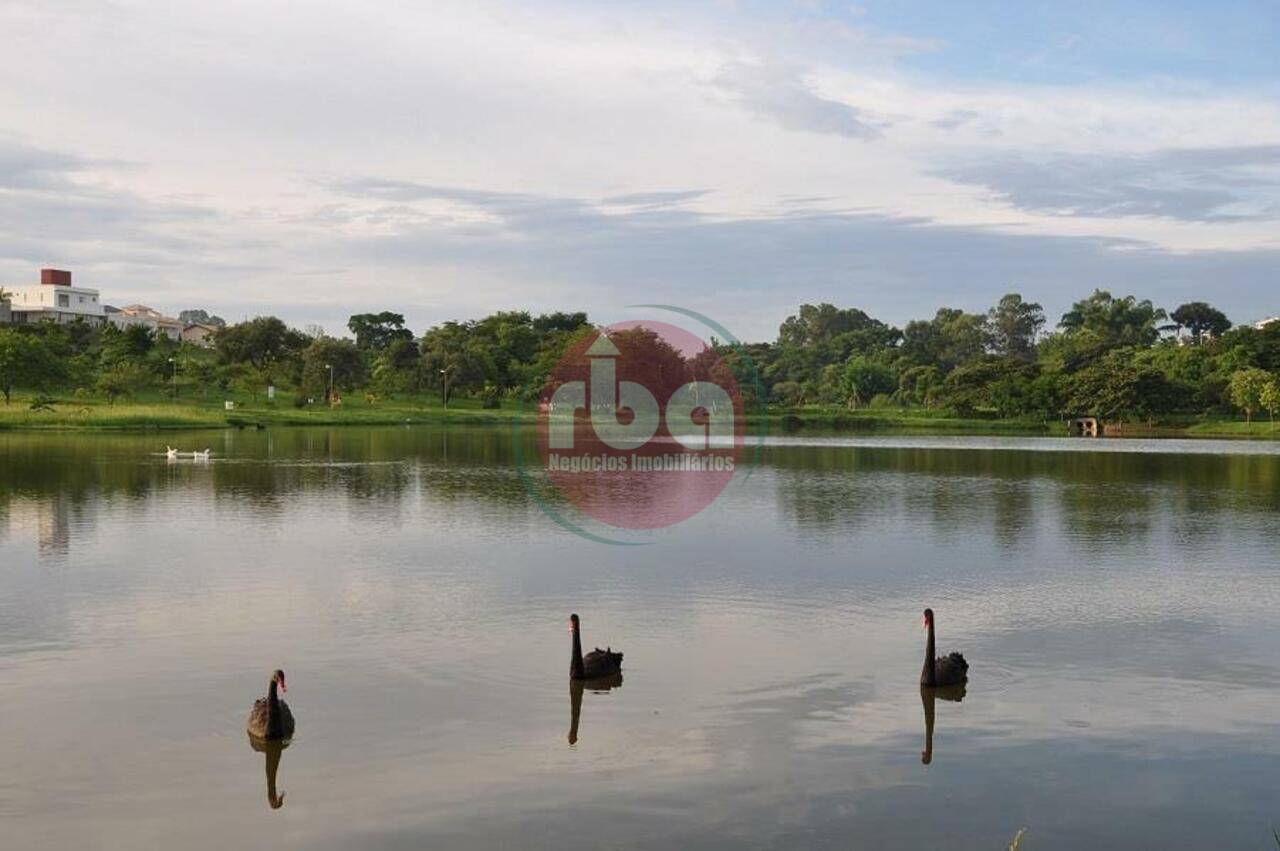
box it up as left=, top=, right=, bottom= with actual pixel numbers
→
left=1185, top=418, right=1280, bottom=438
left=0, top=391, right=531, bottom=430
left=753, top=405, right=1056, bottom=434
left=1, top=391, right=1277, bottom=438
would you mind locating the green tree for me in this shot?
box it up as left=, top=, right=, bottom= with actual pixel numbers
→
left=1059, top=290, right=1167, bottom=350
left=420, top=321, right=492, bottom=406
left=1215, top=323, right=1280, bottom=374
left=0, top=329, right=62, bottom=404
left=181, top=356, right=222, bottom=400
left=1023, top=372, right=1067, bottom=420
left=1259, top=378, right=1280, bottom=430
left=470, top=311, right=540, bottom=391
left=777, top=303, right=899, bottom=356
left=532, top=311, right=589, bottom=335
left=229, top=363, right=272, bottom=401
left=901, top=308, right=987, bottom=373
left=100, top=323, right=156, bottom=364
left=302, top=337, right=368, bottom=400
left=770, top=380, right=805, bottom=407
left=369, top=337, right=423, bottom=396
left=1065, top=350, right=1176, bottom=421
left=178, top=308, right=226, bottom=327
left=95, top=361, right=149, bottom=405
left=895, top=365, right=942, bottom=408
left=1228, top=368, right=1272, bottom=424
left=986, top=293, right=1044, bottom=361
left=840, top=356, right=895, bottom=408
left=940, top=358, right=1036, bottom=417
left=1169, top=302, right=1231, bottom=344
left=347, top=311, right=414, bottom=351
left=217, top=317, right=309, bottom=372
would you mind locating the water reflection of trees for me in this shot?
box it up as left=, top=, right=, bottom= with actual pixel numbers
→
left=6, top=431, right=1280, bottom=558
left=0, top=427, right=543, bottom=556
left=770, top=444, right=1280, bottom=550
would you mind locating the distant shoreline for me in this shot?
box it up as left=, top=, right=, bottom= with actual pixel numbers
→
left=1, top=393, right=1277, bottom=439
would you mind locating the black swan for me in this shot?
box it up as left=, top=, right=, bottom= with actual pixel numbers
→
left=247, top=669, right=296, bottom=741
left=920, top=608, right=968, bottom=688
left=569, top=614, right=623, bottom=680
left=568, top=672, right=623, bottom=745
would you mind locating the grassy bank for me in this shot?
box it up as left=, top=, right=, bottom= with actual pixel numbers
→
left=2, top=392, right=1277, bottom=438
left=0, top=392, right=531, bottom=430
left=1184, top=419, right=1280, bottom=438
left=755, top=406, right=1055, bottom=434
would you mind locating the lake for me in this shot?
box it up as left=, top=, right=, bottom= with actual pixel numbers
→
left=2, top=427, right=1279, bottom=849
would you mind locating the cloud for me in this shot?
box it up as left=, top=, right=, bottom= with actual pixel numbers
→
left=290, top=175, right=1280, bottom=338
left=0, top=1, right=1277, bottom=338
left=601, top=190, right=712, bottom=209
left=939, top=145, right=1280, bottom=222
left=0, top=138, right=96, bottom=191
left=929, top=109, right=985, bottom=131
left=714, top=62, right=883, bottom=140
left=8, top=145, right=1279, bottom=339
left=0, top=139, right=221, bottom=260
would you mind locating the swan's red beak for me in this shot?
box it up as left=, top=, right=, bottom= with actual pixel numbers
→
left=278, top=676, right=287, bottom=693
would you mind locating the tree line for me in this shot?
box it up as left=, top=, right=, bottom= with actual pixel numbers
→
left=1, top=292, right=1279, bottom=423
left=718, top=293, right=1280, bottom=423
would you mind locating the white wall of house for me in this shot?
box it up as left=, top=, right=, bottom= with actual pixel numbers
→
left=107, top=309, right=183, bottom=340
left=7, top=285, right=105, bottom=325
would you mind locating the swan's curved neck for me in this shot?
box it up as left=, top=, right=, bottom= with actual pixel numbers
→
left=266, top=679, right=282, bottom=734
left=570, top=625, right=584, bottom=678
left=922, top=619, right=937, bottom=686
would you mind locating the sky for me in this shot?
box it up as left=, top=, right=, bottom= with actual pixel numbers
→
left=0, top=0, right=1276, bottom=341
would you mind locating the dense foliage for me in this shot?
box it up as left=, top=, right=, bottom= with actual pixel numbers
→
left=1, top=291, right=1279, bottom=424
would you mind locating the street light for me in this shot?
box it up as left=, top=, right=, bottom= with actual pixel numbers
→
left=167, top=357, right=176, bottom=401
left=439, top=367, right=450, bottom=409
left=325, top=363, right=334, bottom=404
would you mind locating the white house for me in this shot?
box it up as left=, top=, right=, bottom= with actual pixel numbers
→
left=105, top=304, right=184, bottom=340
left=1255, top=316, right=1280, bottom=331
left=5, top=269, right=106, bottom=326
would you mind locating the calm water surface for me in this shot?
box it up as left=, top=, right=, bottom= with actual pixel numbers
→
left=2, top=427, right=1280, bottom=849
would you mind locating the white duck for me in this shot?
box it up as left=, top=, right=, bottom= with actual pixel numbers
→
left=192, top=448, right=211, bottom=460
left=165, top=446, right=179, bottom=460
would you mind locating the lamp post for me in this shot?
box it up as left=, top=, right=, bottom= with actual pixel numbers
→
left=168, top=357, right=176, bottom=401
left=439, top=367, right=450, bottom=409
left=326, top=363, right=334, bottom=404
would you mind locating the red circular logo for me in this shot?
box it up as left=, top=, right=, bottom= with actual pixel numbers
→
left=535, top=320, right=745, bottom=530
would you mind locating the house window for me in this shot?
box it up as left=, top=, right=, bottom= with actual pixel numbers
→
left=58, top=293, right=70, bottom=307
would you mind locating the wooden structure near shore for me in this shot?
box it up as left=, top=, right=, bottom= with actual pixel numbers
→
left=1067, top=416, right=1100, bottom=437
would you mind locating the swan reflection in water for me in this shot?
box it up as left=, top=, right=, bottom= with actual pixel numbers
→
left=919, top=683, right=966, bottom=765
left=248, top=734, right=291, bottom=809
left=568, top=673, right=623, bottom=746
